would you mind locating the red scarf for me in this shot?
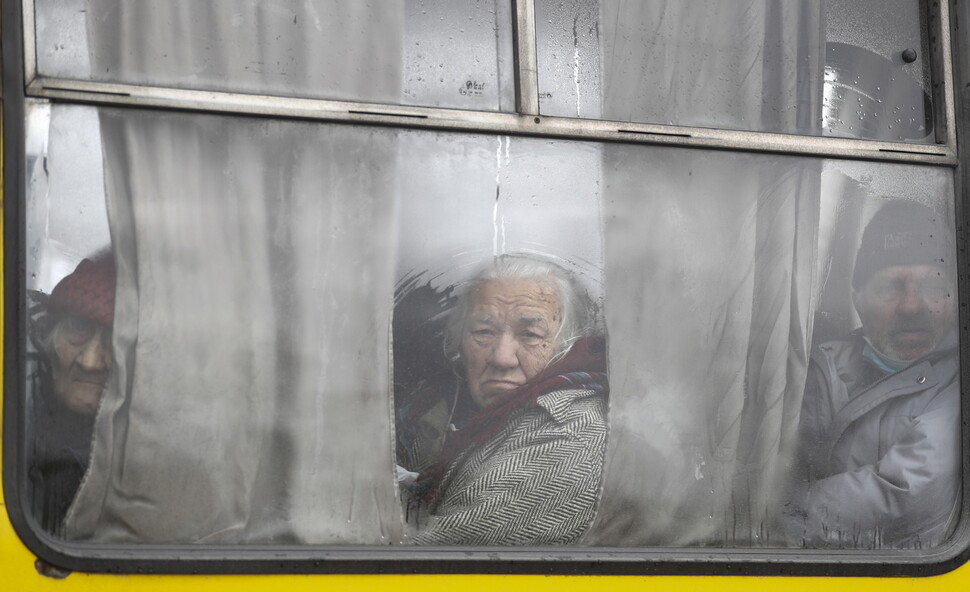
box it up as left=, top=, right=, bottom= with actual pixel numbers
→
left=419, top=336, right=608, bottom=502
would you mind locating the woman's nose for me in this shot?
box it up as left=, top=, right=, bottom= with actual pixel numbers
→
left=489, top=333, right=520, bottom=369
left=77, top=328, right=111, bottom=370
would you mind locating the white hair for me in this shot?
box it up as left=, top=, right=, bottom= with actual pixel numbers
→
left=443, top=254, right=594, bottom=364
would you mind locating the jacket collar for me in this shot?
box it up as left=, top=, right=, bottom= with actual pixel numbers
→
left=824, top=333, right=957, bottom=457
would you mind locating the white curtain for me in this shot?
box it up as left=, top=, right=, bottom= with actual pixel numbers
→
left=586, top=1, right=826, bottom=546
left=65, top=108, right=404, bottom=544
left=60, top=0, right=830, bottom=547
left=599, top=0, right=825, bottom=134
left=588, top=149, right=821, bottom=546
left=64, top=1, right=406, bottom=544
left=67, top=0, right=513, bottom=111
left=82, top=0, right=407, bottom=103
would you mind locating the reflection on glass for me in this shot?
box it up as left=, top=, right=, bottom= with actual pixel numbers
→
left=35, top=0, right=515, bottom=112
left=824, top=0, right=933, bottom=142
left=823, top=43, right=932, bottom=141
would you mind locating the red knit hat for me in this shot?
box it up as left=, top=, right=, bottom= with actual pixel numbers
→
left=49, top=255, right=116, bottom=327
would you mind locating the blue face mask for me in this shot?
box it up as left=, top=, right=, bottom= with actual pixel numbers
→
left=862, top=338, right=910, bottom=375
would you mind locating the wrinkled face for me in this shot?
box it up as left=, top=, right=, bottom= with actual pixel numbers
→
left=461, top=278, right=562, bottom=409
left=855, top=264, right=956, bottom=361
left=51, top=316, right=112, bottom=416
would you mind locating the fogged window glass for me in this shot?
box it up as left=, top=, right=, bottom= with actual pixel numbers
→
left=35, top=0, right=515, bottom=112
left=23, top=105, right=958, bottom=549
left=587, top=151, right=958, bottom=548
left=26, top=105, right=604, bottom=544
left=536, top=0, right=935, bottom=142
left=392, top=137, right=606, bottom=544
left=783, top=168, right=959, bottom=549
left=24, top=103, right=111, bottom=536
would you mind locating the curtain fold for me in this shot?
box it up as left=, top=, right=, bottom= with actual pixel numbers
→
left=65, top=0, right=406, bottom=543
left=62, top=0, right=831, bottom=547
left=85, top=0, right=406, bottom=102
left=730, top=168, right=820, bottom=543
left=64, top=108, right=404, bottom=544
left=588, top=149, right=822, bottom=546
left=599, top=0, right=824, bottom=134
left=64, top=109, right=404, bottom=544
left=588, top=0, right=825, bottom=546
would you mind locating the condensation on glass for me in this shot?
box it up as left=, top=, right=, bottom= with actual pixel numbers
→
left=587, top=150, right=958, bottom=548
left=21, top=103, right=960, bottom=549
left=391, top=134, right=606, bottom=545
left=23, top=102, right=111, bottom=536
left=535, top=0, right=935, bottom=142
left=824, top=0, right=933, bottom=141
left=34, top=0, right=516, bottom=112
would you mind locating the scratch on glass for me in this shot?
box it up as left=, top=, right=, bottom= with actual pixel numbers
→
left=493, top=137, right=508, bottom=255
left=572, top=16, right=582, bottom=118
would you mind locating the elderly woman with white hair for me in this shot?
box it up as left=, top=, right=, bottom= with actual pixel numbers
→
left=406, top=253, right=609, bottom=545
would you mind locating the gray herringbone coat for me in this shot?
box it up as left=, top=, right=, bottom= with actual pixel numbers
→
left=413, top=387, right=608, bottom=545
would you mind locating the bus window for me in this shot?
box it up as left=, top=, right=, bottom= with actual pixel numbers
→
left=34, top=0, right=516, bottom=112
left=7, top=0, right=965, bottom=575
left=536, top=0, right=934, bottom=142
left=588, top=150, right=957, bottom=549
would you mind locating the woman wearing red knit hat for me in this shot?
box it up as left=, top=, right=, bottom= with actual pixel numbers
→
left=27, top=252, right=115, bottom=535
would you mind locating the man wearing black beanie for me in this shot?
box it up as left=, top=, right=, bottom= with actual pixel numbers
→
left=784, top=200, right=959, bottom=549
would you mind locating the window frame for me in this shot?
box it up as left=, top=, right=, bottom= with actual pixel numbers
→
left=17, top=0, right=959, bottom=164
left=3, top=0, right=970, bottom=577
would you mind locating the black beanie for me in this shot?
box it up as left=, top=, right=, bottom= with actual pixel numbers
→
left=852, top=200, right=947, bottom=290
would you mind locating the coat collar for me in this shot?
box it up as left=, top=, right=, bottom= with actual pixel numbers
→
left=822, top=333, right=957, bottom=459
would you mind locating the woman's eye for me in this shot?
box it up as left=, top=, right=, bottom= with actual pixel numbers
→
left=60, top=317, right=99, bottom=345
left=65, top=327, right=95, bottom=344
left=65, top=332, right=88, bottom=345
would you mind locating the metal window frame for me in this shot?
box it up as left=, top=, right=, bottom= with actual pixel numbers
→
left=4, top=0, right=970, bottom=577
left=17, top=0, right=960, bottom=165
